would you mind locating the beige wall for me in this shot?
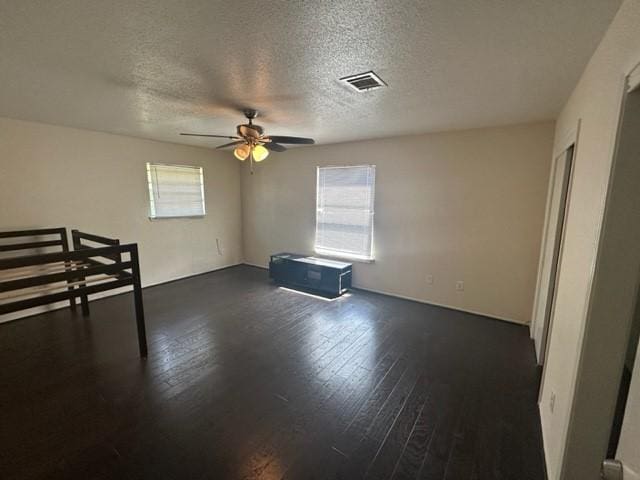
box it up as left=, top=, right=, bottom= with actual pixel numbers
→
left=0, top=117, right=242, bottom=321
left=242, top=122, right=554, bottom=324
left=537, top=1, right=640, bottom=479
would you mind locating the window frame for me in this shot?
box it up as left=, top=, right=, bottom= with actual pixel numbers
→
left=314, top=164, right=376, bottom=263
left=146, top=162, right=206, bottom=220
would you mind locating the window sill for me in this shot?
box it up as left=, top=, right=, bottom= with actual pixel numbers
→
left=148, top=215, right=206, bottom=220
left=314, top=250, right=375, bottom=264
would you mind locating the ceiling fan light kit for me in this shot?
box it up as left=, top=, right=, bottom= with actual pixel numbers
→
left=180, top=109, right=315, bottom=173
left=252, top=144, right=269, bottom=162
left=233, top=144, right=251, bottom=161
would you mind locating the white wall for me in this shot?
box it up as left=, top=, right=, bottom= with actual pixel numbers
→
left=0, top=117, right=242, bottom=320
left=537, top=1, right=640, bottom=478
left=242, top=122, right=554, bottom=324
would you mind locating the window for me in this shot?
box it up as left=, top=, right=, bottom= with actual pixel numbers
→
left=315, top=165, right=376, bottom=261
left=146, top=163, right=205, bottom=218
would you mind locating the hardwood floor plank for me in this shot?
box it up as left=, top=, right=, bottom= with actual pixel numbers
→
left=364, top=373, right=431, bottom=480
left=389, top=384, right=440, bottom=480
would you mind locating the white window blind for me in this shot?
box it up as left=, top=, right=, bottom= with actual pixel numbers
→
left=315, top=165, right=376, bottom=261
left=146, top=163, right=206, bottom=218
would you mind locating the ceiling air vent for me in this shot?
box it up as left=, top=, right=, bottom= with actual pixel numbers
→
left=339, top=71, right=387, bottom=92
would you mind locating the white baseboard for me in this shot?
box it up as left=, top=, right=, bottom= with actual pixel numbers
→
left=243, top=262, right=269, bottom=269
left=352, top=285, right=523, bottom=325
left=241, top=262, right=524, bottom=325
left=143, top=263, right=242, bottom=288
left=539, top=403, right=551, bottom=480
left=4, top=262, right=524, bottom=327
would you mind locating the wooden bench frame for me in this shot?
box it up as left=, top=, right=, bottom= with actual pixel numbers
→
left=0, top=228, right=148, bottom=357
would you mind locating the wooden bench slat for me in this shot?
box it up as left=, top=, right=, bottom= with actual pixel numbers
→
left=0, top=261, right=133, bottom=292
left=0, top=277, right=133, bottom=314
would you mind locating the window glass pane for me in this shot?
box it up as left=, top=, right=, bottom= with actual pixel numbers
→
left=315, top=165, right=375, bottom=260
left=146, top=163, right=205, bottom=218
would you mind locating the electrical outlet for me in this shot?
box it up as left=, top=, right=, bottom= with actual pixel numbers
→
left=426, top=274, right=433, bottom=285
left=550, top=392, right=556, bottom=413
left=456, top=281, right=464, bottom=292
left=216, top=238, right=223, bottom=255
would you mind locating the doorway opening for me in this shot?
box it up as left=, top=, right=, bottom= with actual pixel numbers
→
left=532, top=141, right=576, bottom=369
left=539, top=146, right=574, bottom=366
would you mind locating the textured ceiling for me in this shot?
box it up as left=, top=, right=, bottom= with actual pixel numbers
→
left=0, top=0, right=622, bottom=147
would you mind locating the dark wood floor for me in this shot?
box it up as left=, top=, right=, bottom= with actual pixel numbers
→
left=0, top=265, right=546, bottom=480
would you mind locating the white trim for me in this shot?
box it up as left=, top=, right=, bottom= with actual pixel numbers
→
left=552, top=119, right=581, bottom=160
left=243, top=262, right=269, bottom=269
left=352, top=285, right=523, bottom=325
left=531, top=120, right=580, bottom=347
left=3, top=260, right=523, bottom=328
left=628, top=60, right=640, bottom=93
left=539, top=402, right=551, bottom=480
left=148, top=215, right=206, bottom=220
left=314, top=249, right=375, bottom=263
left=315, top=164, right=378, bottom=169
left=530, top=152, right=563, bottom=338
left=143, top=263, right=241, bottom=287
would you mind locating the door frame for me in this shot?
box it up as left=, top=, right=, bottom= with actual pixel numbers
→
left=531, top=121, right=580, bottom=365
left=540, top=145, right=575, bottom=366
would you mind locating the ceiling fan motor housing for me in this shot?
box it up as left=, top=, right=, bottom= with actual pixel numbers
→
left=243, top=109, right=258, bottom=120
left=237, top=123, right=264, bottom=140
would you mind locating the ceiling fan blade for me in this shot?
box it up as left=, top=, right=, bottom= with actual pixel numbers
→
left=265, top=142, right=287, bottom=152
left=266, top=136, right=315, bottom=145
left=180, top=133, right=240, bottom=139
left=216, top=140, right=245, bottom=149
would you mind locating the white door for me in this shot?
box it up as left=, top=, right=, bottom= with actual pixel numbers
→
left=617, top=71, right=640, bottom=480
left=603, top=69, right=640, bottom=480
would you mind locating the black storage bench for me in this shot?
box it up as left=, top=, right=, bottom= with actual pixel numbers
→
left=269, top=253, right=352, bottom=297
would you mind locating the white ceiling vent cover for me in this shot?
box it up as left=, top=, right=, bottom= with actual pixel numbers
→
left=340, top=71, right=387, bottom=92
